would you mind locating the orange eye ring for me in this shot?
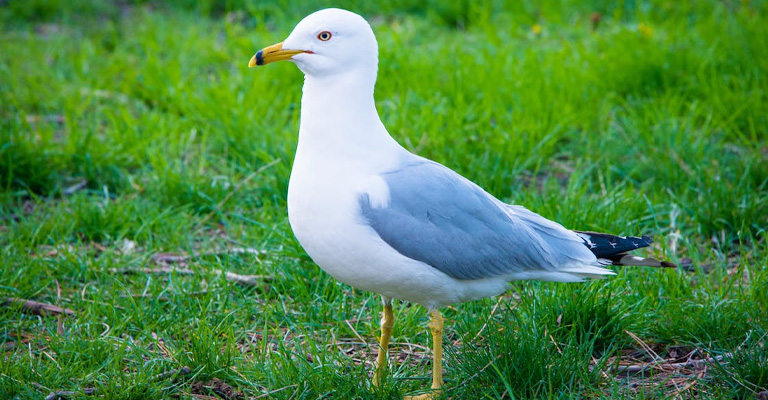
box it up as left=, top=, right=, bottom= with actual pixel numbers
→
left=317, top=31, right=332, bottom=41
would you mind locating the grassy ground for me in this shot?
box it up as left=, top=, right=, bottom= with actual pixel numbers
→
left=1, top=0, right=767, bottom=398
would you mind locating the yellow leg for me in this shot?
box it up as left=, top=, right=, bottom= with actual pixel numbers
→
left=404, top=309, right=444, bottom=400
left=373, top=299, right=394, bottom=387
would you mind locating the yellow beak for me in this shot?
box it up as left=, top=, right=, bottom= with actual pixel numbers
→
left=248, top=42, right=308, bottom=67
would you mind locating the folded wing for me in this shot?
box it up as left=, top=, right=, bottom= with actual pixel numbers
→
left=358, top=159, right=611, bottom=280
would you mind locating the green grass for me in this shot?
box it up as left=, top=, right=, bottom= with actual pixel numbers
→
left=1, top=0, right=767, bottom=398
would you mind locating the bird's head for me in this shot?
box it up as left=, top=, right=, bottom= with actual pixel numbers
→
left=249, top=8, right=378, bottom=79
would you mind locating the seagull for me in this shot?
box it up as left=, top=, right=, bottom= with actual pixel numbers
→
left=249, top=8, right=675, bottom=399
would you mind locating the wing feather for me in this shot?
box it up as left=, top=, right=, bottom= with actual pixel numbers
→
left=358, top=159, right=602, bottom=280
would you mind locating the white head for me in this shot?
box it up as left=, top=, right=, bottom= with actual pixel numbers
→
left=249, top=8, right=379, bottom=80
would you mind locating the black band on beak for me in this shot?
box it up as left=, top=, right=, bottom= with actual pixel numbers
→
left=255, top=50, right=265, bottom=66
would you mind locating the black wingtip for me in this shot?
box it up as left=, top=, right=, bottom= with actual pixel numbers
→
left=576, top=231, right=675, bottom=268
left=575, top=231, right=654, bottom=258
left=640, top=235, right=654, bottom=245
left=574, top=231, right=677, bottom=268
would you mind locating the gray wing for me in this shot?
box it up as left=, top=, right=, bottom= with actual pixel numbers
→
left=358, top=159, right=598, bottom=280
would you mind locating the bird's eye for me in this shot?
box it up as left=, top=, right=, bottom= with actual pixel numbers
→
left=317, top=31, right=332, bottom=41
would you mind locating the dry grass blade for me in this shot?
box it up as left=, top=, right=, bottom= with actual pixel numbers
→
left=151, top=365, right=191, bottom=381
left=471, top=295, right=505, bottom=342
left=3, top=298, right=76, bottom=317
left=152, top=247, right=267, bottom=265
left=625, top=330, right=662, bottom=366
left=253, top=384, right=298, bottom=399
left=44, top=387, right=97, bottom=400
left=111, top=265, right=270, bottom=286
left=222, top=271, right=271, bottom=286
left=61, top=179, right=87, bottom=195
left=114, top=244, right=272, bottom=286
left=344, top=319, right=368, bottom=345
left=606, top=355, right=724, bottom=375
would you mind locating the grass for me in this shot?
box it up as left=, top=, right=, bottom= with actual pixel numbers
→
left=1, top=0, right=767, bottom=398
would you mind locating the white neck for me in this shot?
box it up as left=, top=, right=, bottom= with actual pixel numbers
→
left=297, top=70, right=401, bottom=160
